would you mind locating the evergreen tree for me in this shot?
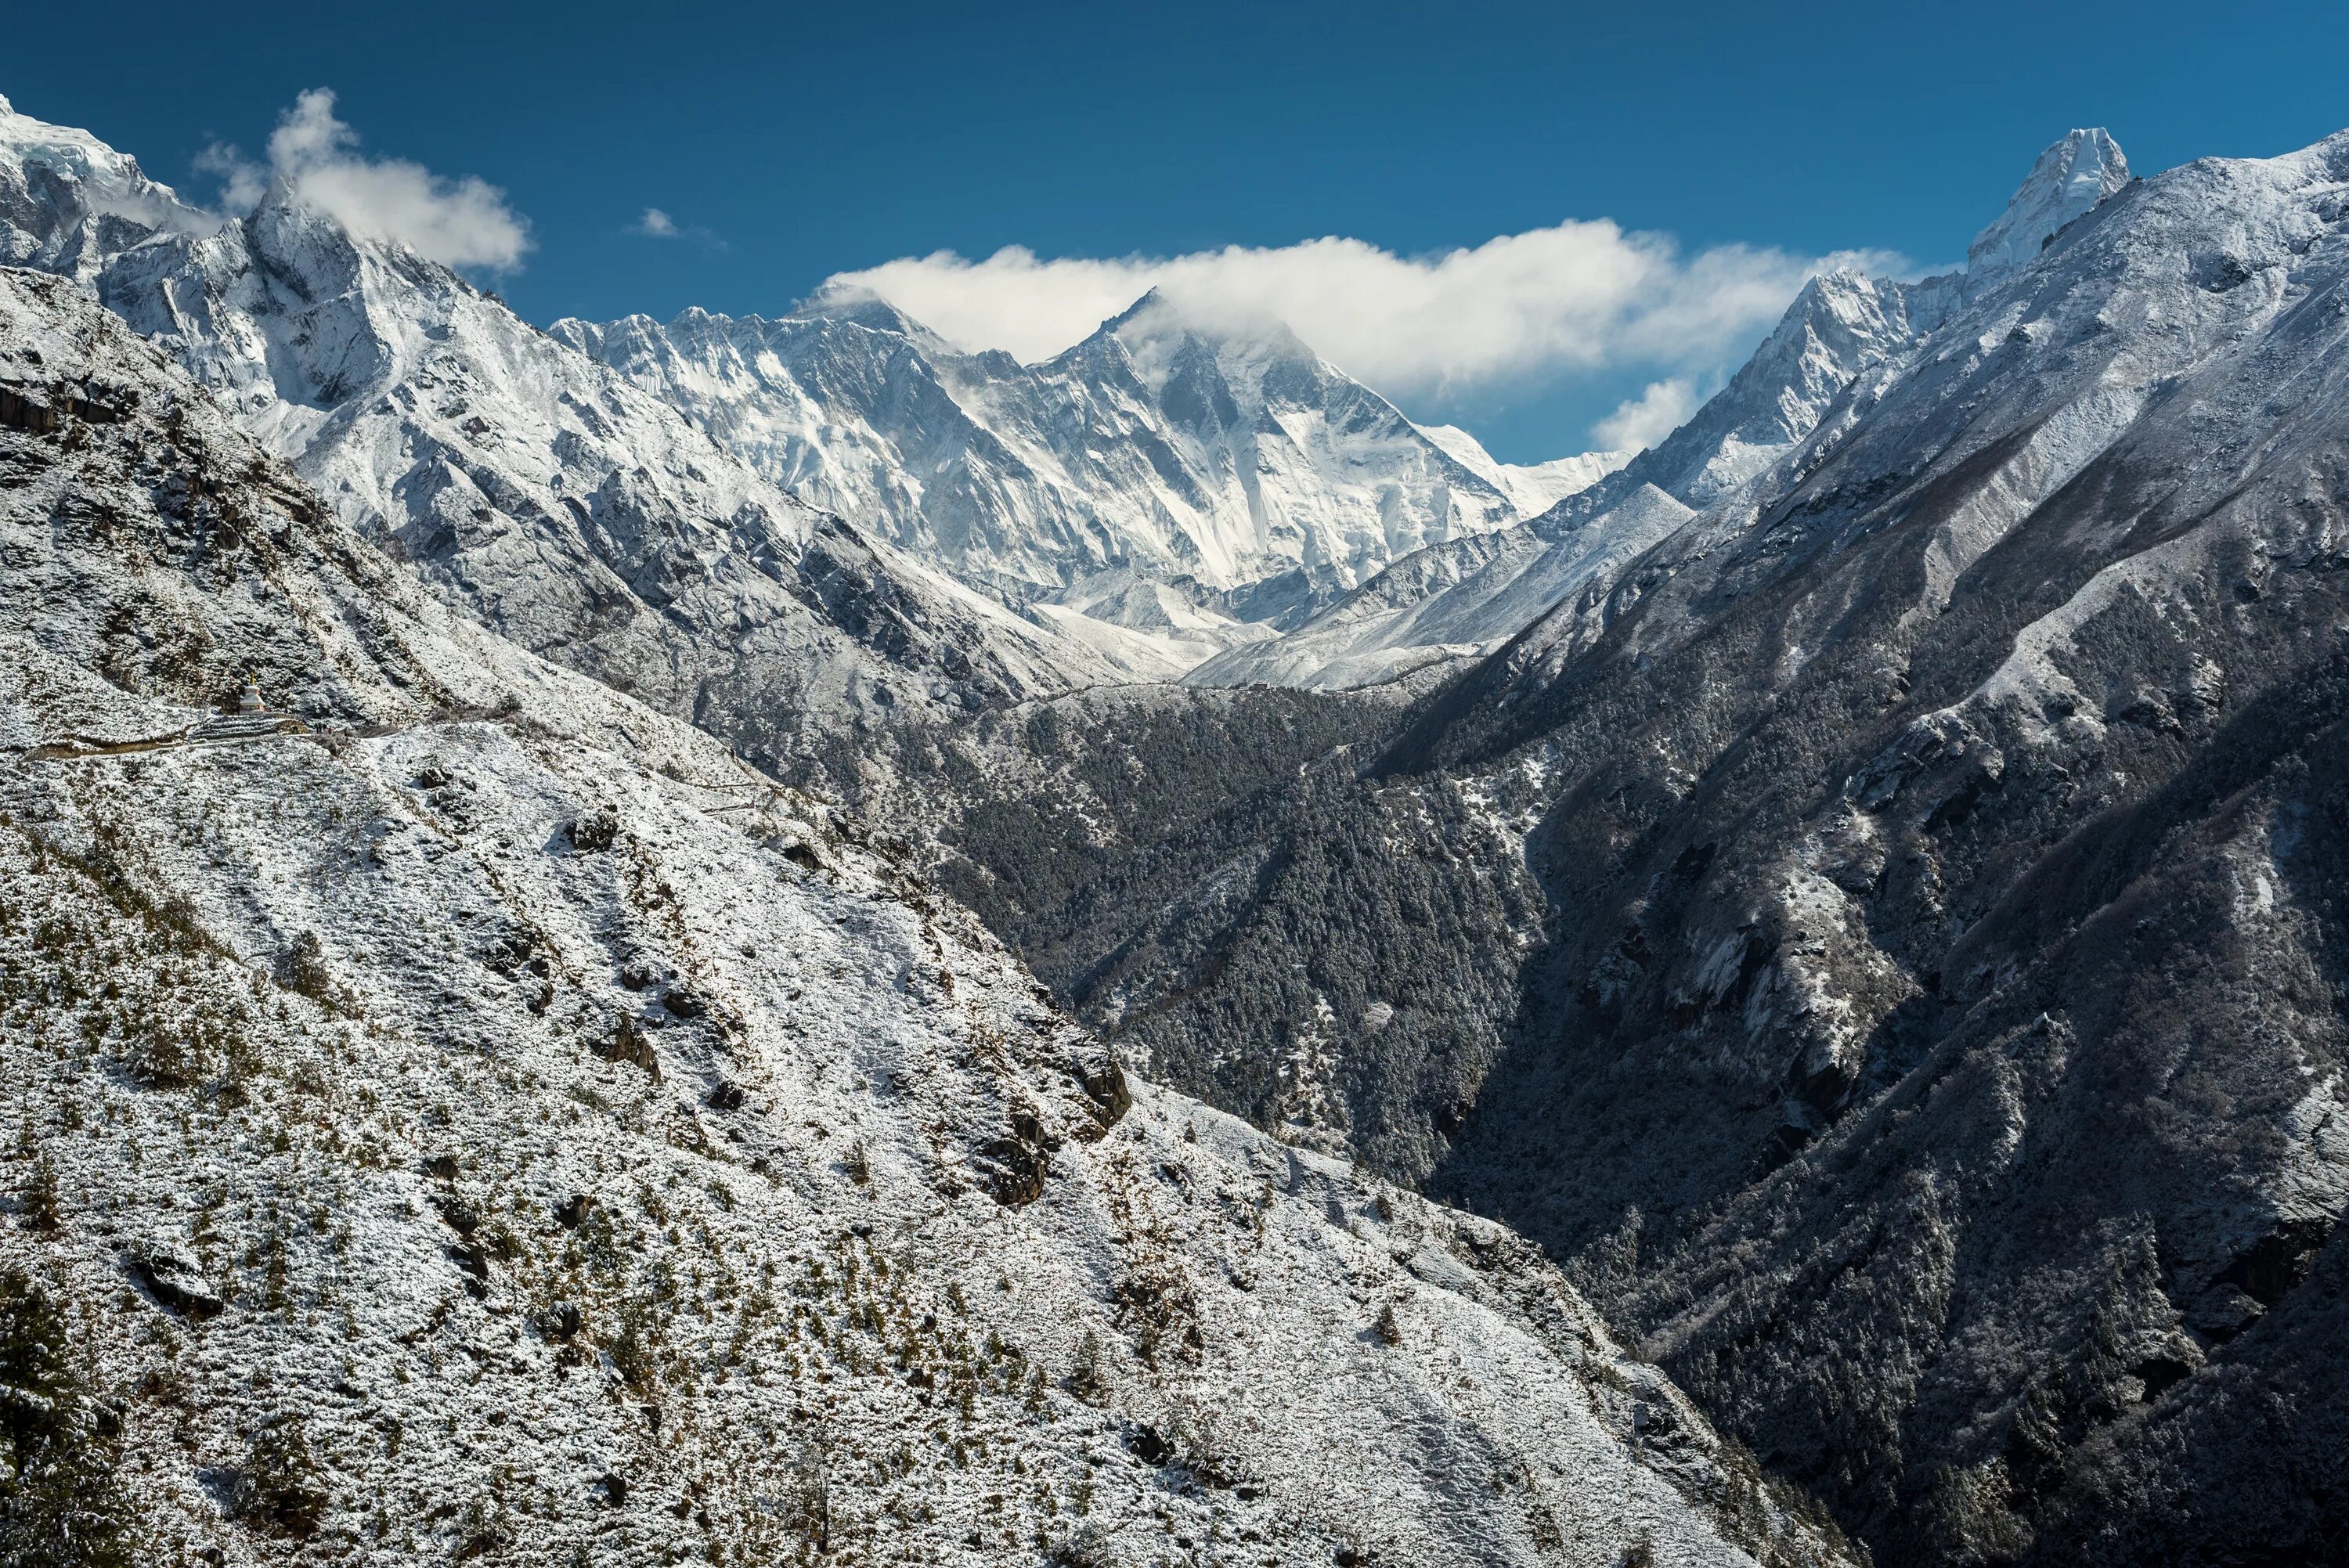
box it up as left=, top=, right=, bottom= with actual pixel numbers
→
left=0, top=1268, right=136, bottom=1568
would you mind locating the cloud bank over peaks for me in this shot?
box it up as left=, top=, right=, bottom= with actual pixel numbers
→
left=819, top=225, right=1909, bottom=442
left=203, top=89, right=531, bottom=271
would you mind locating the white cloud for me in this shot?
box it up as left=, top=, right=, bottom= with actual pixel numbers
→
left=630, top=205, right=725, bottom=249
left=203, top=89, right=530, bottom=271
left=1592, top=378, right=1701, bottom=454
left=193, top=142, right=267, bottom=213
left=819, top=229, right=1906, bottom=412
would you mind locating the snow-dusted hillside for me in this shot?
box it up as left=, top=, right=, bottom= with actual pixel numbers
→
left=0, top=268, right=1856, bottom=1566
left=0, top=94, right=1132, bottom=748
left=554, top=291, right=1620, bottom=659
left=1196, top=130, right=2134, bottom=690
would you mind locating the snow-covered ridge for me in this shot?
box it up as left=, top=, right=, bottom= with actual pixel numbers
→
left=1414, top=420, right=1627, bottom=516
left=2, top=92, right=1140, bottom=743
left=1196, top=128, right=2140, bottom=690
left=553, top=287, right=1619, bottom=660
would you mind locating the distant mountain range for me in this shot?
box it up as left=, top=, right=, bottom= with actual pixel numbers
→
left=3, top=91, right=1131, bottom=753
left=554, top=290, right=1621, bottom=678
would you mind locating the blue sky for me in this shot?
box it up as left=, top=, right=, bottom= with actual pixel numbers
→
left=10, top=0, right=2347, bottom=460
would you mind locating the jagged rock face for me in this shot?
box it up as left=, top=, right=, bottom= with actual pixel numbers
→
left=554, top=292, right=1619, bottom=667
left=0, top=99, right=1123, bottom=755
left=1632, top=272, right=1950, bottom=510
left=0, top=269, right=1849, bottom=1566
left=1966, top=128, right=2132, bottom=280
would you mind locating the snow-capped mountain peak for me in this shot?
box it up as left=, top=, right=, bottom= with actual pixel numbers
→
left=2, top=93, right=1128, bottom=756
left=560, top=287, right=1620, bottom=664
left=1197, top=127, right=2142, bottom=691
left=1965, top=126, right=2132, bottom=279
left=0, top=92, right=219, bottom=279
left=1099, top=287, right=1318, bottom=388
left=786, top=284, right=968, bottom=354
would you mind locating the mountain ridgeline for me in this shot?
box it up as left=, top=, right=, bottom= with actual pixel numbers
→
left=552, top=291, right=1619, bottom=679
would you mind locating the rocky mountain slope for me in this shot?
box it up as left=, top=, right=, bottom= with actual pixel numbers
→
left=554, top=292, right=1619, bottom=676
left=803, top=679, right=1549, bottom=1185
left=846, top=124, right=2349, bottom=1566
left=1416, top=121, right=2349, bottom=1568
left=0, top=267, right=1856, bottom=1564
left=1194, top=131, right=2132, bottom=690
left=1, top=94, right=1125, bottom=752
